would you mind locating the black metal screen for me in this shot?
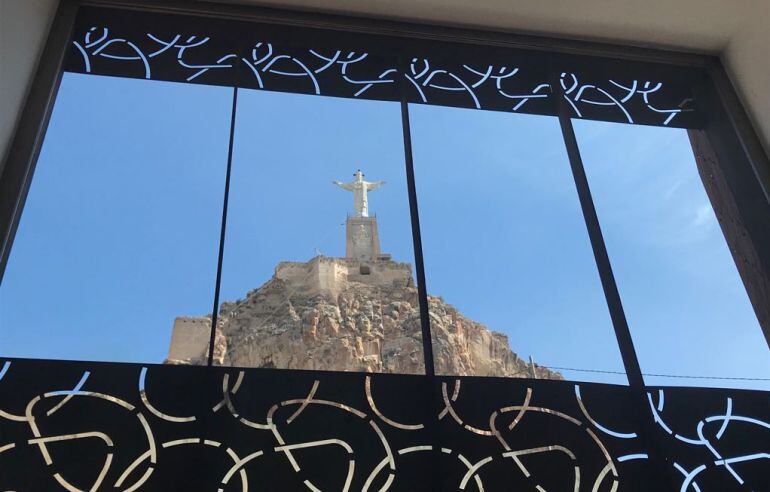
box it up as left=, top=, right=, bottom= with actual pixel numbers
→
left=2, top=358, right=768, bottom=490
left=65, top=7, right=704, bottom=129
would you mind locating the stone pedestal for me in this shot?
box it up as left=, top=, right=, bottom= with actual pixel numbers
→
left=346, top=215, right=382, bottom=261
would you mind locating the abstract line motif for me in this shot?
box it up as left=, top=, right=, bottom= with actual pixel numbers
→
left=0, top=363, right=159, bottom=492
left=559, top=73, right=692, bottom=126
left=65, top=16, right=699, bottom=128
left=2, top=359, right=767, bottom=490
left=139, top=367, right=196, bottom=423
left=647, top=388, right=770, bottom=490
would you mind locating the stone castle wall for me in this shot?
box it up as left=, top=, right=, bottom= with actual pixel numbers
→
left=166, top=255, right=561, bottom=380
left=274, top=255, right=412, bottom=298
left=167, top=316, right=210, bottom=364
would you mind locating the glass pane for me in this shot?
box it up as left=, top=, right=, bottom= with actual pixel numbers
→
left=1, top=73, right=232, bottom=363
left=206, top=89, right=423, bottom=373
left=410, top=104, right=627, bottom=384
left=574, top=120, right=770, bottom=389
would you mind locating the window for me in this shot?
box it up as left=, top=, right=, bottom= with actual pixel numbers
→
left=0, top=74, right=231, bottom=363
left=411, top=105, right=627, bottom=384
left=5, top=6, right=770, bottom=491
left=216, top=90, right=423, bottom=373
left=1, top=5, right=767, bottom=392
left=575, top=120, right=770, bottom=389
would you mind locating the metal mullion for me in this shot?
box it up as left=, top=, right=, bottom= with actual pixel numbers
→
left=397, top=58, right=445, bottom=491
left=552, top=80, right=676, bottom=488
left=399, top=98, right=436, bottom=378
left=207, top=84, right=238, bottom=366
left=553, top=95, right=645, bottom=389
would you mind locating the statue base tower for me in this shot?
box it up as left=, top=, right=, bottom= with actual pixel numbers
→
left=346, top=215, right=389, bottom=261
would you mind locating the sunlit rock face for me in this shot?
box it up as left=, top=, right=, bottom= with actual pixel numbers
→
left=167, top=256, right=561, bottom=379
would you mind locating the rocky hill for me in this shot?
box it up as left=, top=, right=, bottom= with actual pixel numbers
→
left=167, top=256, right=560, bottom=380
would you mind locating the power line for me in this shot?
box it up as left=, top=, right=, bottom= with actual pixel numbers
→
left=541, top=365, right=770, bottom=382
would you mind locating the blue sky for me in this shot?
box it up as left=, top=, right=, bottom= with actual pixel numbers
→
left=573, top=119, right=770, bottom=388
left=1, top=73, right=768, bottom=389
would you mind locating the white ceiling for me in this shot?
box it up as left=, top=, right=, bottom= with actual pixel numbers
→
left=226, top=0, right=770, bottom=154
left=2, top=0, right=769, bottom=161
left=233, top=0, right=758, bottom=53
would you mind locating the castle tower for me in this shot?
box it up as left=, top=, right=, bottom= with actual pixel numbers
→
left=333, top=170, right=389, bottom=261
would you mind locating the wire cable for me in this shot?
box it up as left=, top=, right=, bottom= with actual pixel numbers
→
left=540, top=365, right=770, bottom=381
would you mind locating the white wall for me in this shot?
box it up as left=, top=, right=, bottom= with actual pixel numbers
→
left=0, top=0, right=58, bottom=162
left=1, top=0, right=769, bottom=162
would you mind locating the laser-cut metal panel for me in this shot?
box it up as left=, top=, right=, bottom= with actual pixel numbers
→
left=0, top=358, right=661, bottom=490
left=5, top=359, right=764, bottom=490
left=557, top=70, right=697, bottom=127
left=398, top=49, right=555, bottom=117
left=65, top=7, right=401, bottom=102
left=646, top=386, right=770, bottom=490
left=63, top=7, right=704, bottom=128
left=65, top=8, right=240, bottom=87
left=399, top=52, right=702, bottom=128
left=431, top=375, right=655, bottom=491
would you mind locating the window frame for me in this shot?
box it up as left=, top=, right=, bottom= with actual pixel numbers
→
left=1, top=0, right=768, bottom=387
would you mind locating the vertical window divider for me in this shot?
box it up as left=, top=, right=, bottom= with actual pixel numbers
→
left=396, top=56, right=444, bottom=490
left=552, top=76, right=675, bottom=489
left=208, top=78, right=239, bottom=367
left=397, top=58, right=436, bottom=379
left=551, top=79, right=644, bottom=388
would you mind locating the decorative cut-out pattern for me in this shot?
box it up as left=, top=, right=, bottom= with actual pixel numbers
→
left=559, top=72, right=693, bottom=126
left=646, top=387, right=770, bottom=490
left=2, top=359, right=766, bottom=490
left=63, top=7, right=701, bottom=128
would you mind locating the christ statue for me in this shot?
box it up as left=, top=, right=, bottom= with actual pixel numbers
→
left=333, top=170, right=385, bottom=217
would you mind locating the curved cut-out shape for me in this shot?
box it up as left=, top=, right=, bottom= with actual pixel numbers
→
left=269, top=394, right=400, bottom=492
left=674, top=462, right=706, bottom=492
left=21, top=388, right=157, bottom=492
left=216, top=371, right=272, bottom=430
left=361, top=456, right=393, bottom=492
left=28, top=432, right=114, bottom=492
left=158, top=437, right=249, bottom=492
left=489, top=387, right=532, bottom=451
left=495, top=402, right=618, bottom=491
left=440, top=380, right=494, bottom=436
left=499, top=404, right=582, bottom=427
left=46, top=371, right=90, bottom=417
left=139, top=367, right=196, bottom=423
left=218, top=449, right=264, bottom=492
left=274, top=439, right=356, bottom=492
left=503, top=446, right=581, bottom=492
left=365, top=376, right=423, bottom=431
left=575, top=385, right=637, bottom=439
left=458, top=454, right=492, bottom=491
left=287, top=380, right=320, bottom=424
left=0, top=361, right=10, bottom=381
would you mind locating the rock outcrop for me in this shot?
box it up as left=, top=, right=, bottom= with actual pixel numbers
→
left=167, top=256, right=560, bottom=379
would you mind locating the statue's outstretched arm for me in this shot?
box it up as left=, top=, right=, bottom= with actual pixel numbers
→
left=366, top=180, right=386, bottom=191
left=333, top=180, right=355, bottom=190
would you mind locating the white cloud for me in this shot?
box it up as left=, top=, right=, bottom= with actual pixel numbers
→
left=691, top=203, right=714, bottom=229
